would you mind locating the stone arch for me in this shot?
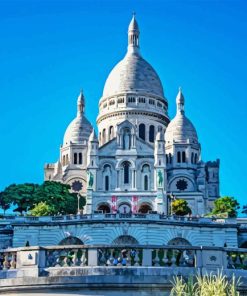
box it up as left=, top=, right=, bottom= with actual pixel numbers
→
left=116, top=158, right=135, bottom=169
left=138, top=202, right=153, bottom=214
left=112, top=235, right=139, bottom=245
left=168, top=237, right=191, bottom=246
left=97, top=202, right=111, bottom=213
left=59, top=236, right=84, bottom=246
left=118, top=202, right=131, bottom=214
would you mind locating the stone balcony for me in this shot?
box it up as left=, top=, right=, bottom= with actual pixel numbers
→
left=0, top=213, right=240, bottom=226
left=1, top=244, right=247, bottom=294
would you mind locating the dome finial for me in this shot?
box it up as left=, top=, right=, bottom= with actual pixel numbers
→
left=176, top=87, right=185, bottom=114
left=77, top=89, right=85, bottom=116
left=128, top=13, right=140, bottom=53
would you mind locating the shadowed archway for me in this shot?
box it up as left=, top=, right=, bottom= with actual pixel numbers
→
left=59, top=236, right=84, bottom=245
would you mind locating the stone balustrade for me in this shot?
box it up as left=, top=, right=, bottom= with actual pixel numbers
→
left=0, top=250, right=17, bottom=270
left=0, top=213, right=239, bottom=225
left=1, top=244, right=247, bottom=273
left=0, top=245, right=247, bottom=294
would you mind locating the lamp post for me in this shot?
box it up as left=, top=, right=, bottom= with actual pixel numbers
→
left=77, top=193, right=81, bottom=215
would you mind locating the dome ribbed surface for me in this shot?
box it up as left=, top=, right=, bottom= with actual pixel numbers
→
left=165, top=113, right=198, bottom=144
left=63, top=115, right=93, bottom=145
left=102, top=52, right=164, bottom=98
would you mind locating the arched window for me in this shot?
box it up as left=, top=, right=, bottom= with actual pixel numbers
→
left=103, top=164, right=111, bottom=190
left=138, top=203, right=152, bottom=214
left=139, top=124, right=145, bottom=141
left=123, top=161, right=130, bottom=184
left=166, top=154, right=168, bottom=164
left=182, top=151, right=186, bottom=163
left=97, top=203, right=110, bottom=213
left=144, top=175, right=148, bottom=191
left=191, top=152, right=194, bottom=164
left=123, top=128, right=131, bottom=150
left=169, top=153, right=172, bottom=164
left=66, top=154, right=69, bottom=165
left=195, top=153, right=198, bottom=163
left=79, top=153, right=82, bottom=164
left=105, top=176, right=109, bottom=191
left=74, top=153, right=77, bottom=164
left=62, top=155, right=66, bottom=166
left=149, top=125, right=155, bottom=142
left=109, top=126, right=114, bottom=140
left=102, top=129, right=106, bottom=144
left=177, top=151, right=181, bottom=163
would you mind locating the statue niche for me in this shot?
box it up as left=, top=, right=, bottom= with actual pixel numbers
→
left=123, top=129, right=131, bottom=150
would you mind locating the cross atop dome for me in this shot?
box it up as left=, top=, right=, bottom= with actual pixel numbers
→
left=128, top=13, right=140, bottom=52
left=77, top=89, right=85, bottom=116
left=176, top=87, right=185, bottom=114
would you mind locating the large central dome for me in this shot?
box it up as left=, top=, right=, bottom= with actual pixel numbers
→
left=102, top=15, right=164, bottom=99
left=97, top=15, right=169, bottom=147
left=103, top=52, right=164, bottom=98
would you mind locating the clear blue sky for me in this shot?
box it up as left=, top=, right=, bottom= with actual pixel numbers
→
left=0, top=0, right=246, bottom=211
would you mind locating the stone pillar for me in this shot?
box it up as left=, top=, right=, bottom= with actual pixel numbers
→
left=142, top=249, right=152, bottom=266
left=16, top=247, right=46, bottom=278
left=88, top=248, right=98, bottom=266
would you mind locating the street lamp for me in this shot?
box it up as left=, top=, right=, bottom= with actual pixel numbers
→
left=77, top=193, right=81, bottom=215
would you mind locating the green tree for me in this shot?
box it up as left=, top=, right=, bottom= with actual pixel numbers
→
left=34, top=181, right=79, bottom=215
left=0, top=191, right=11, bottom=214
left=32, top=181, right=86, bottom=215
left=0, top=183, right=39, bottom=214
left=209, top=196, right=240, bottom=218
left=171, top=199, right=192, bottom=216
left=29, top=201, right=56, bottom=216
left=0, top=181, right=86, bottom=216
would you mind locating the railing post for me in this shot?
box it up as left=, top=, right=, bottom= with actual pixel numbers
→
left=88, top=247, right=98, bottom=266
left=142, top=248, right=152, bottom=266
left=16, top=247, right=45, bottom=277
left=195, top=248, right=203, bottom=268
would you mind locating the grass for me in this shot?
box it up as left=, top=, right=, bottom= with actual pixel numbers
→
left=170, top=270, right=240, bottom=296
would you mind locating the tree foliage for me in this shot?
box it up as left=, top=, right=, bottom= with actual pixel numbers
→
left=171, top=199, right=192, bottom=216
left=0, top=181, right=86, bottom=216
left=209, top=196, right=240, bottom=218
left=0, top=183, right=39, bottom=214
left=0, top=191, right=11, bottom=214
left=29, top=201, right=56, bottom=216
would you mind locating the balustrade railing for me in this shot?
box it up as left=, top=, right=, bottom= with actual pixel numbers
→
left=98, top=247, right=142, bottom=266
left=152, top=248, right=195, bottom=267
left=0, top=251, right=17, bottom=270
left=46, top=247, right=88, bottom=267
left=1, top=245, right=247, bottom=278
left=0, top=213, right=238, bottom=224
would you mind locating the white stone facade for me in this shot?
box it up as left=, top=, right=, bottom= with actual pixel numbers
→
left=44, top=16, right=219, bottom=216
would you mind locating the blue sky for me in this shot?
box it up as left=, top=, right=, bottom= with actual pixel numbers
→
left=0, top=0, right=246, bottom=211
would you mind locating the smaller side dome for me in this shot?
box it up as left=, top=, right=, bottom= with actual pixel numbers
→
left=165, top=89, right=198, bottom=144
left=63, top=91, right=93, bottom=146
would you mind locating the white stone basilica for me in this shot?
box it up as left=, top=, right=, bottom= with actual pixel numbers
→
left=44, top=16, right=219, bottom=216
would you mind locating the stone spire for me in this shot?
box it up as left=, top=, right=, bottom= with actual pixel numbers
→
left=77, top=90, right=85, bottom=116
left=176, top=87, right=185, bottom=115
left=128, top=13, right=140, bottom=53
